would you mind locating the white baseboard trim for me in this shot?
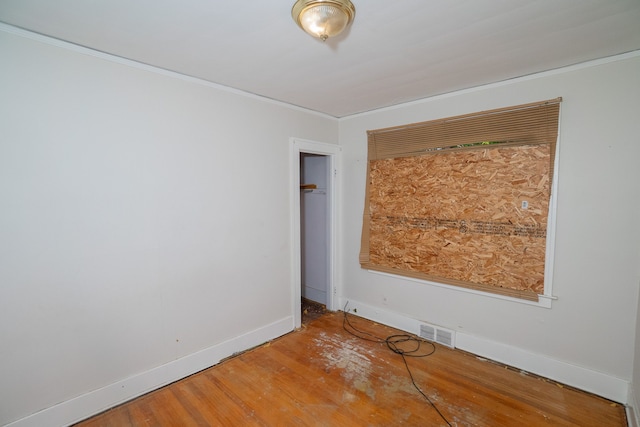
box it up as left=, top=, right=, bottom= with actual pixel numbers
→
left=456, top=332, right=628, bottom=404
left=340, top=298, right=629, bottom=405
left=7, top=316, right=294, bottom=427
left=303, top=286, right=327, bottom=306
left=628, top=386, right=639, bottom=427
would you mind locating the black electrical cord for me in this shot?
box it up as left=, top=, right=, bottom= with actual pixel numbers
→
left=342, top=302, right=452, bottom=427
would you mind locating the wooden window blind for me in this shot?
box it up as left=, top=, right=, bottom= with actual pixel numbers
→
left=360, top=98, right=562, bottom=301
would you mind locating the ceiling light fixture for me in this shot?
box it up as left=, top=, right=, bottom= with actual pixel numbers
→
left=292, top=0, right=356, bottom=42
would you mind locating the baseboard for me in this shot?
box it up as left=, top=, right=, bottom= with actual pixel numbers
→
left=7, top=316, right=294, bottom=427
left=340, top=298, right=629, bottom=404
left=302, top=286, right=327, bottom=306
left=628, top=386, right=639, bottom=427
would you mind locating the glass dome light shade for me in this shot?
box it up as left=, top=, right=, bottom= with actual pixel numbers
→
left=292, top=0, right=356, bottom=41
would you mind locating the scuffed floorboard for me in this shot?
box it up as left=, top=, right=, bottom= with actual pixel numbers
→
left=77, top=312, right=626, bottom=426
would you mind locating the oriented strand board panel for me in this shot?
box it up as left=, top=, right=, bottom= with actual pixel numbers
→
left=367, top=144, right=550, bottom=295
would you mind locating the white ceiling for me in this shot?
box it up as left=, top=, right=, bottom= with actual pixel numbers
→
left=1, top=0, right=640, bottom=117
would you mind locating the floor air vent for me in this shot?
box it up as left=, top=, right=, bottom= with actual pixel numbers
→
left=419, top=323, right=456, bottom=348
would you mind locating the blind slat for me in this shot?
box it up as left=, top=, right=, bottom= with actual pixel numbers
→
left=368, top=101, right=561, bottom=160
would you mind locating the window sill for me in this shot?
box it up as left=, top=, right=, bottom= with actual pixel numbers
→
left=369, top=270, right=556, bottom=308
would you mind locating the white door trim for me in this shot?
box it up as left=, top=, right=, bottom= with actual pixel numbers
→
left=290, top=138, right=341, bottom=328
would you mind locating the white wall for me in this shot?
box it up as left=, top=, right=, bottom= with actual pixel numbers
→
left=631, top=287, right=640, bottom=425
left=0, top=28, right=338, bottom=426
left=339, top=53, right=640, bottom=402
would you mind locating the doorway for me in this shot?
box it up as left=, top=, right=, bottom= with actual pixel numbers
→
left=290, top=138, right=341, bottom=328
left=300, top=153, right=329, bottom=307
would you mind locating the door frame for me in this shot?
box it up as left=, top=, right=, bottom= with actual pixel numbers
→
left=290, top=137, right=341, bottom=328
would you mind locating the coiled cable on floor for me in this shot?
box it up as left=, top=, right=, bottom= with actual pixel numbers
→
left=342, top=302, right=452, bottom=427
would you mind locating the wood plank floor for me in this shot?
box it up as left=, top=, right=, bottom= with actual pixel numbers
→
left=76, top=311, right=626, bottom=426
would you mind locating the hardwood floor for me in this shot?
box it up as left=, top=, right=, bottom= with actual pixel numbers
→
left=76, top=311, right=626, bottom=426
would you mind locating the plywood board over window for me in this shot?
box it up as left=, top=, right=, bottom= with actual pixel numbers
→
left=360, top=98, right=562, bottom=301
